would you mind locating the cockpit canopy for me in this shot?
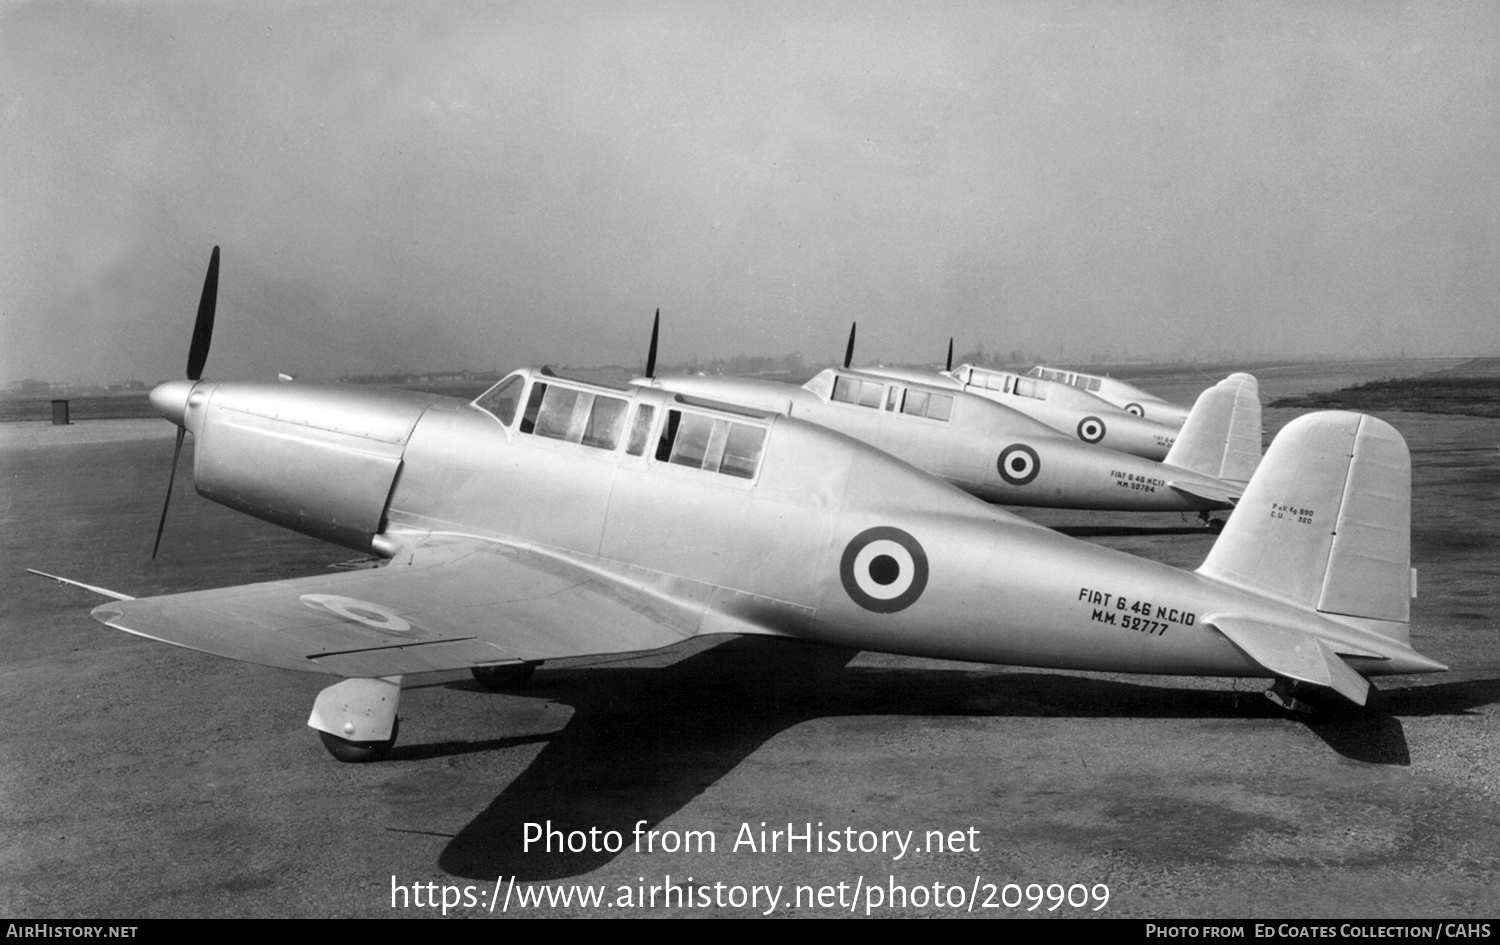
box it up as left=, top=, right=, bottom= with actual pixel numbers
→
left=472, top=368, right=770, bottom=480
left=1027, top=366, right=1102, bottom=393
left=805, top=368, right=956, bottom=422
left=949, top=364, right=1048, bottom=401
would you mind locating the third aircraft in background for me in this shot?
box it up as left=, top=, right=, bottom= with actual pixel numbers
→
left=1026, top=365, right=1192, bottom=427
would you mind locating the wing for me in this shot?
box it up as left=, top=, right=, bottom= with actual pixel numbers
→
left=92, top=537, right=703, bottom=677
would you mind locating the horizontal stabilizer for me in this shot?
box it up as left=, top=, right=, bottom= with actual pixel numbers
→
left=1167, top=480, right=1241, bottom=507
left=91, top=538, right=702, bottom=676
left=1209, top=615, right=1374, bottom=705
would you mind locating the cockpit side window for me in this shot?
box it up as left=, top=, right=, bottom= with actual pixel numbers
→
left=582, top=395, right=628, bottom=449
left=669, top=412, right=714, bottom=468
left=521, top=381, right=548, bottom=433
left=534, top=386, right=582, bottom=440
left=656, top=409, right=766, bottom=479
left=655, top=409, right=681, bottom=462
left=720, top=423, right=766, bottom=478
left=474, top=375, right=525, bottom=426
left=516, top=381, right=629, bottom=451
left=830, top=374, right=884, bottom=409
left=900, top=389, right=953, bottom=421
left=1012, top=376, right=1045, bottom=400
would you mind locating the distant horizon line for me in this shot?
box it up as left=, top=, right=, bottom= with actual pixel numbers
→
left=4, top=351, right=1488, bottom=395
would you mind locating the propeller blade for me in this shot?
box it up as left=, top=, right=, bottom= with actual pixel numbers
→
left=646, top=308, right=659, bottom=379
left=946, top=337, right=953, bottom=372
left=186, top=246, right=219, bottom=381
left=151, top=428, right=186, bottom=559
left=843, top=322, right=856, bottom=370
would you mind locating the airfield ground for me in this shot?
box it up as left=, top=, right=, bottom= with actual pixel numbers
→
left=1, top=359, right=1496, bottom=918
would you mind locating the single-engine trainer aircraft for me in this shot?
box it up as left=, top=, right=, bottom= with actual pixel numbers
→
left=1026, top=365, right=1193, bottom=427
left=36, top=250, right=1444, bottom=761
left=637, top=322, right=1261, bottom=516
left=883, top=360, right=1191, bottom=461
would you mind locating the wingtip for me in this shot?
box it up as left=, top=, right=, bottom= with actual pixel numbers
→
left=90, top=601, right=127, bottom=624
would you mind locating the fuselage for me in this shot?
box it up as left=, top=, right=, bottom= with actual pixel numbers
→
left=1027, top=366, right=1191, bottom=427
left=152, top=369, right=1437, bottom=682
left=942, top=364, right=1182, bottom=461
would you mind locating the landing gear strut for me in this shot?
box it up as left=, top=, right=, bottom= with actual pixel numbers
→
left=471, top=661, right=541, bottom=691
left=1198, top=511, right=1225, bottom=533
left=308, top=676, right=402, bottom=762
left=1264, top=678, right=1314, bottom=715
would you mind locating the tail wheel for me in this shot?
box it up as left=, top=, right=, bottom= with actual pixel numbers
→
left=318, top=716, right=399, bottom=763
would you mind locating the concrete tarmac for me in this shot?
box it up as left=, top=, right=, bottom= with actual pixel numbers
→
left=1, top=373, right=1496, bottom=918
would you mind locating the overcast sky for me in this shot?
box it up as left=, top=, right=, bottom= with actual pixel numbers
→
left=3, top=1, right=1497, bottom=385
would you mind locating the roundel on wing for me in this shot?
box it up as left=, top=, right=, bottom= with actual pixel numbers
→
left=300, top=593, right=424, bottom=639
left=997, top=444, right=1041, bottom=486
left=839, top=526, right=929, bottom=614
left=1076, top=415, right=1107, bottom=444
left=1124, top=402, right=1144, bottom=417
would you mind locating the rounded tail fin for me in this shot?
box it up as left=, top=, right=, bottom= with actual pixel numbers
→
left=1198, top=411, right=1414, bottom=634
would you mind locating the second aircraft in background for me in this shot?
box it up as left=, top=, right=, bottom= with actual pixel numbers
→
left=636, top=321, right=1262, bottom=517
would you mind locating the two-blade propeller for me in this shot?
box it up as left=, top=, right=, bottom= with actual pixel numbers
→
left=645, top=308, right=659, bottom=380
left=152, top=246, right=219, bottom=558
left=847, top=324, right=954, bottom=373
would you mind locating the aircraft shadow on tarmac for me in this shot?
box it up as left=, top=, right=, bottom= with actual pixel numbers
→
left=421, top=636, right=1499, bottom=882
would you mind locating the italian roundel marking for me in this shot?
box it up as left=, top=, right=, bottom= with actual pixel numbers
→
left=1077, top=415, right=1107, bottom=444
left=1124, top=402, right=1144, bottom=417
left=997, top=444, right=1041, bottom=485
left=840, top=526, right=929, bottom=613
left=300, top=593, right=424, bottom=639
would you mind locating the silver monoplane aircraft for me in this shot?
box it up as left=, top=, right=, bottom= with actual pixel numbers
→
left=1026, top=365, right=1193, bottom=427
left=37, top=250, right=1444, bottom=762
left=637, top=325, right=1260, bottom=516
left=883, top=361, right=1189, bottom=460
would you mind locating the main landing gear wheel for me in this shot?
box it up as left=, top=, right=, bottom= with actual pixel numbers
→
left=318, top=717, right=399, bottom=763
left=471, top=661, right=540, bottom=691
left=1198, top=512, right=1225, bottom=533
